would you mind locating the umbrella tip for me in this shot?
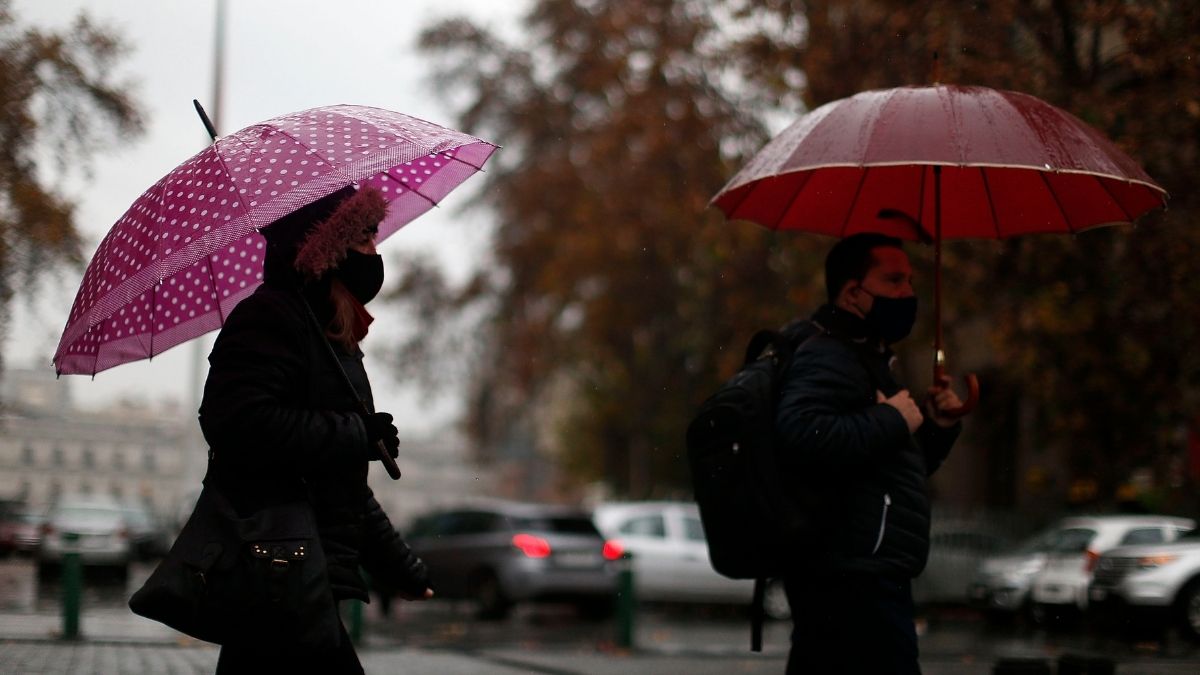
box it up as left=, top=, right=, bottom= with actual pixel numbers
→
left=193, top=99, right=219, bottom=142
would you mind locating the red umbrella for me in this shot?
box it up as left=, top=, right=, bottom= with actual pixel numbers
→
left=712, top=84, right=1167, bottom=416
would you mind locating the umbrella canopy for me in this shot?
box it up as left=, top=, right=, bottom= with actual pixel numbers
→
left=711, top=84, right=1167, bottom=416
left=713, top=84, right=1166, bottom=240
left=54, top=105, right=497, bottom=376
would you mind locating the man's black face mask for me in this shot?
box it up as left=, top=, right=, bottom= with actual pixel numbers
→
left=863, top=292, right=918, bottom=344
left=337, top=250, right=384, bottom=304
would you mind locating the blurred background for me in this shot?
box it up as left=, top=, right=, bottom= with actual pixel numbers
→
left=2, top=0, right=1199, bottom=669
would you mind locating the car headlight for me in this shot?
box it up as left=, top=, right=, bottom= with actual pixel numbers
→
left=1137, top=554, right=1178, bottom=569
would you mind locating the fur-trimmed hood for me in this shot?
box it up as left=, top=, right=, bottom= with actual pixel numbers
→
left=260, top=186, right=388, bottom=286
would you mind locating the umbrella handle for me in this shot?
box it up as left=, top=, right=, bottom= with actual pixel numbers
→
left=932, top=366, right=979, bottom=419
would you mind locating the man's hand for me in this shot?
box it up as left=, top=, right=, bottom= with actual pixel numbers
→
left=877, top=389, right=923, bottom=434
left=925, top=375, right=964, bottom=428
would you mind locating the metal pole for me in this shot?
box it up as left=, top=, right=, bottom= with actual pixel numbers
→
left=60, top=532, right=82, bottom=640
left=933, top=164, right=944, bottom=375
left=615, top=552, right=635, bottom=649
left=347, top=598, right=364, bottom=645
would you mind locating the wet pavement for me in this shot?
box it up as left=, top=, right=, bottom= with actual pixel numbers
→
left=3, top=558, right=1200, bottom=673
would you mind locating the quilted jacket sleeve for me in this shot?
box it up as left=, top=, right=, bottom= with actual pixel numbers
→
left=198, top=290, right=370, bottom=476
left=775, top=338, right=912, bottom=476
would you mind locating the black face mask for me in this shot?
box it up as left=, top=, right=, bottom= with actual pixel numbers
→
left=862, top=291, right=918, bottom=344
left=336, top=250, right=384, bottom=304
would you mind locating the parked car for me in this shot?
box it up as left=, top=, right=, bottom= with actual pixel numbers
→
left=37, top=496, right=133, bottom=577
left=0, top=508, right=44, bottom=556
left=1027, top=515, right=1194, bottom=623
left=406, top=501, right=620, bottom=619
left=913, top=523, right=1011, bottom=606
left=591, top=501, right=790, bottom=619
left=119, top=503, right=170, bottom=560
left=969, top=525, right=1065, bottom=617
left=1087, top=527, right=1200, bottom=640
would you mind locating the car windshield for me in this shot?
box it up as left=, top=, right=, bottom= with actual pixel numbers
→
left=511, top=515, right=598, bottom=535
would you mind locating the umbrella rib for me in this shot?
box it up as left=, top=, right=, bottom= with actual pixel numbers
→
left=765, top=171, right=816, bottom=230
left=203, top=254, right=227, bottom=326
left=1093, top=174, right=1135, bottom=226
left=979, top=167, right=1002, bottom=239
left=837, top=168, right=871, bottom=237
left=384, top=166, right=439, bottom=208
left=1036, top=170, right=1076, bottom=233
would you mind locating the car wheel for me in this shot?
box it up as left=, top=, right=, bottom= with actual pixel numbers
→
left=473, top=571, right=511, bottom=621
left=1177, top=579, right=1200, bottom=642
left=763, top=579, right=792, bottom=621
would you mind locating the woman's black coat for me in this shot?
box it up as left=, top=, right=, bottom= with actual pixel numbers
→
left=198, top=281, right=427, bottom=603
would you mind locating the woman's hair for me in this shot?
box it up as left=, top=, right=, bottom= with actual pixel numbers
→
left=325, top=277, right=360, bottom=352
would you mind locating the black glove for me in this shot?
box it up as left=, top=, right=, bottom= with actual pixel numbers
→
left=394, top=546, right=431, bottom=599
left=359, top=412, right=400, bottom=460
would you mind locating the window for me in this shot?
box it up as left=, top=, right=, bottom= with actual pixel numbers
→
left=142, top=450, right=157, bottom=472
left=82, top=446, right=95, bottom=469
left=683, top=517, right=707, bottom=542
left=1048, top=528, right=1096, bottom=553
left=51, top=445, right=64, bottom=467
left=113, top=453, right=126, bottom=471
left=21, top=444, right=34, bottom=466
left=618, top=514, right=666, bottom=538
left=1120, top=528, right=1166, bottom=546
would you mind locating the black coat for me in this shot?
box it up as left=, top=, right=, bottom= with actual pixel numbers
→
left=775, top=304, right=959, bottom=580
left=198, top=281, right=427, bottom=603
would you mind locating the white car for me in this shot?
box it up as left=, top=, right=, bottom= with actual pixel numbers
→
left=1028, top=514, right=1194, bottom=622
left=1088, top=529, right=1200, bottom=640
left=592, top=501, right=790, bottom=619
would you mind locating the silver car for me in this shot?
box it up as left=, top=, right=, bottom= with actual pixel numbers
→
left=37, top=496, right=133, bottom=576
left=1088, top=528, right=1200, bottom=640
left=406, top=501, right=619, bottom=619
left=592, top=501, right=790, bottom=620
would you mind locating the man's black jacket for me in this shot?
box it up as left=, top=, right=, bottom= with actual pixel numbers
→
left=775, top=304, right=959, bottom=580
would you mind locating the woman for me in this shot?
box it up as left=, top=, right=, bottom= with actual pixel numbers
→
left=198, top=185, right=432, bottom=673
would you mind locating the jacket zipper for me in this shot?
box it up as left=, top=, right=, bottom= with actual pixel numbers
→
left=871, top=493, right=891, bottom=555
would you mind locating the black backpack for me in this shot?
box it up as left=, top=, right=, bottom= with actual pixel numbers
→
left=685, top=323, right=820, bottom=651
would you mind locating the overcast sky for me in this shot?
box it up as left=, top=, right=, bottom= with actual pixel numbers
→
left=6, top=0, right=523, bottom=433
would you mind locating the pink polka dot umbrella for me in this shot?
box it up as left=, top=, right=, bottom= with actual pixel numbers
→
left=54, top=104, right=498, bottom=376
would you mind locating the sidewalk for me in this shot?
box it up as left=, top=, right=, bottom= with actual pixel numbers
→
left=3, top=609, right=1199, bottom=674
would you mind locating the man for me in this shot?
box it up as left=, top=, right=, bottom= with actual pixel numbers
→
left=775, top=232, right=963, bottom=674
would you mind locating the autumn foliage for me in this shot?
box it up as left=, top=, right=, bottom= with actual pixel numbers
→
left=405, top=0, right=1200, bottom=509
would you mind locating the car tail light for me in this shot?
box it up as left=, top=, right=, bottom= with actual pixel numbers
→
left=512, top=533, right=551, bottom=558
left=1084, top=549, right=1100, bottom=573
left=117, top=527, right=129, bottom=540
left=40, top=523, right=54, bottom=537
left=602, top=539, right=624, bottom=561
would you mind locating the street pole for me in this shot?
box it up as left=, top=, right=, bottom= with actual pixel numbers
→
left=60, top=532, right=82, bottom=640
left=615, top=552, right=635, bottom=649
left=187, top=0, right=226, bottom=484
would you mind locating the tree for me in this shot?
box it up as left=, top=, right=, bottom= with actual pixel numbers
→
left=406, top=0, right=822, bottom=498
left=0, top=1, right=144, bottom=375
left=731, top=0, right=1200, bottom=510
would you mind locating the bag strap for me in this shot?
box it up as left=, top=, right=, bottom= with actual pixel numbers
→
left=299, top=292, right=402, bottom=480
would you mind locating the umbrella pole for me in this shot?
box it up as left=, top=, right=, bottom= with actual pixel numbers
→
left=932, top=165, right=979, bottom=417
left=934, top=166, right=944, bottom=369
